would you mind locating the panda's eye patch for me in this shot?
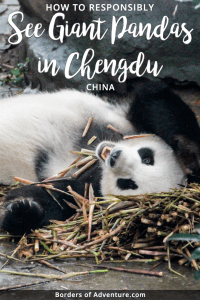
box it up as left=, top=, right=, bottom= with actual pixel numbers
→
left=138, top=147, right=154, bottom=165
left=117, top=178, right=138, bottom=190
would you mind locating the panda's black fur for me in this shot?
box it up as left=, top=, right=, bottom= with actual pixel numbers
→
left=1, top=81, right=200, bottom=235
left=128, top=83, right=200, bottom=179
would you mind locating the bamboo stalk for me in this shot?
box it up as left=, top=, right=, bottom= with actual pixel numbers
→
left=1, top=182, right=200, bottom=278
left=0, top=280, right=50, bottom=291
left=73, top=159, right=98, bottom=178
left=107, top=124, right=122, bottom=135
left=123, top=134, right=155, bottom=140
left=0, top=253, right=21, bottom=262
left=67, top=185, right=88, bottom=205
left=76, top=223, right=125, bottom=251
left=88, top=184, right=96, bottom=241
left=0, top=269, right=108, bottom=280
left=34, top=239, right=39, bottom=253
left=1, top=244, right=22, bottom=270
left=76, top=156, right=94, bottom=168
left=139, top=250, right=172, bottom=256
left=82, top=117, right=93, bottom=137
left=184, top=247, right=199, bottom=271
left=83, top=264, right=163, bottom=277
left=44, top=156, right=82, bottom=181
left=87, top=136, right=97, bottom=145
left=39, top=260, right=66, bottom=274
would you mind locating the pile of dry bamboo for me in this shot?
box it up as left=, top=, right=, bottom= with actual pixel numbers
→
left=1, top=183, right=199, bottom=276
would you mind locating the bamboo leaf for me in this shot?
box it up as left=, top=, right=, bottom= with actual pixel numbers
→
left=191, top=247, right=200, bottom=260
left=194, top=223, right=200, bottom=229
left=167, top=233, right=200, bottom=242
left=192, top=0, right=200, bottom=7
left=193, top=223, right=200, bottom=234
left=194, top=269, right=200, bottom=281
left=39, top=240, right=56, bottom=254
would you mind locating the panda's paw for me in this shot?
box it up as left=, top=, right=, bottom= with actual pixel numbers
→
left=2, top=198, right=45, bottom=235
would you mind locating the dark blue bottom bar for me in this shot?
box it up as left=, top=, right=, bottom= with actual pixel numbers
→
left=0, top=290, right=199, bottom=300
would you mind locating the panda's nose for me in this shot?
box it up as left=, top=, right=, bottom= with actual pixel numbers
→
left=109, top=150, right=122, bottom=167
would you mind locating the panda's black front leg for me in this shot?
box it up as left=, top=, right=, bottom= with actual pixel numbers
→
left=0, top=180, right=84, bottom=235
left=2, top=198, right=45, bottom=235
left=128, top=81, right=200, bottom=180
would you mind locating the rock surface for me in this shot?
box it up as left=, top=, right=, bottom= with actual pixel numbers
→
left=8, top=0, right=200, bottom=92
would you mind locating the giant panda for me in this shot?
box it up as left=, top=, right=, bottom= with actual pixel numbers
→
left=0, top=81, right=200, bottom=235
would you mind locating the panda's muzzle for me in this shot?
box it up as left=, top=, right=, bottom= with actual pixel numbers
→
left=101, top=145, right=111, bottom=161
left=109, top=150, right=122, bottom=167
left=96, top=142, right=122, bottom=168
left=96, top=142, right=115, bottom=161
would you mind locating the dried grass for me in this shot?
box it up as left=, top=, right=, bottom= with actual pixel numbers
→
left=1, top=182, right=200, bottom=276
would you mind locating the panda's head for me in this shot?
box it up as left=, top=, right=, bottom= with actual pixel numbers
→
left=96, top=135, right=185, bottom=196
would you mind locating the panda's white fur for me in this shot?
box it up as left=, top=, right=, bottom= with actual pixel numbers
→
left=1, top=84, right=195, bottom=235
left=96, top=137, right=185, bottom=195
left=0, top=90, right=133, bottom=185
left=0, top=89, right=185, bottom=195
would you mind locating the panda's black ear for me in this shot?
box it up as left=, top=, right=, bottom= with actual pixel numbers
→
left=172, top=135, right=200, bottom=179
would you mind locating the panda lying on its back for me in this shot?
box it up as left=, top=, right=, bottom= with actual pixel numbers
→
left=0, top=81, right=200, bottom=235
left=97, top=136, right=184, bottom=196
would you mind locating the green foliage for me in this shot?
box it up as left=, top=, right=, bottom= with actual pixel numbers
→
left=168, top=233, right=200, bottom=242
left=194, top=223, right=200, bottom=229
left=192, top=0, right=200, bottom=10
left=194, top=269, right=200, bottom=280
left=191, top=247, right=200, bottom=260
left=192, top=0, right=200, bottom=7
left=1, top=58, right=30, bottom=86
left=167, top=225, right=200, bottom=280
